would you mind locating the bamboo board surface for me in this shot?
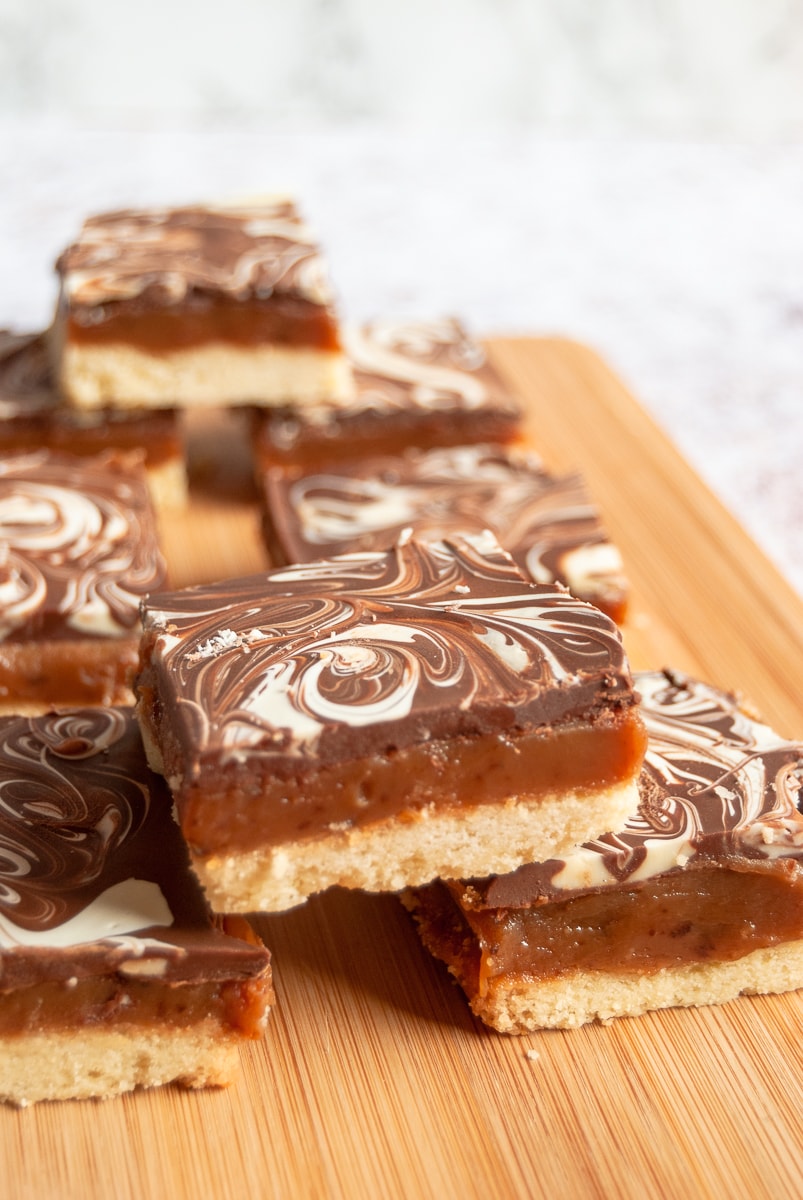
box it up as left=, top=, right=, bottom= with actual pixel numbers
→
left=3, top=337, right=803, bottom=1200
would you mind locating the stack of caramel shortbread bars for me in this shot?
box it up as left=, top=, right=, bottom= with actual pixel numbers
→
left=1, top=196, right=801, bottom=1108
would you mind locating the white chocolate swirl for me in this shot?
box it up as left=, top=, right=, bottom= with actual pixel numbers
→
left=479, top=670, right=803, bottom=908
left=345, top=319, right=490, bottom=411
left=266, top=444, right=626, bottom=617
left=141, top=533, right=635, bottom=768
left=0, top=709, right=150, bottom=933
left=0, top=708, right=271, bottom=993
left=0, top=450, right=166, bottom=639
left=58, top=200, right=336, bottom=309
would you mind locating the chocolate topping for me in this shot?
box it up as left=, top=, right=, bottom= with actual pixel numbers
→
left=138, top=532, right=637, bottom=774
left=0, top=331, right=53, bottom=419
left=260, top=318, right=521, bottom=436
left=262, top=443, right=626, bottom=617
left=0, top=449, right=167, bottom=641
left=472, top=669, right=803, bottom=909
left=0, top=708, right=270, bottom=990
left=56, top=200, right=337, bottom=316
left=345, top=318, right=519, bottom=415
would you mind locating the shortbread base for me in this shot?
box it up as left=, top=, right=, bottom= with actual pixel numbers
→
left=145, top=455, right=189, bottom=509
left=58, top=340, right=352, bottom=411
left=0, top=1022, right=245, bottom=1106
left=464, top=941, right=803, bottom=1033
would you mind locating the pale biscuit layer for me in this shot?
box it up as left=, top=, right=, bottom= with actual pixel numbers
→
left=145, top=455, right=189, bottom=509
left=0, top=1021, right=245, bottom=1106
left=469, top=939, right=803, bottom=1032
left=58, top=341, right=352, bottom=410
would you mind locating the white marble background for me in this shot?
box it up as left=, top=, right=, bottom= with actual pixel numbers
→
left=0, top=2, right=801, bottom=594
left=2, top=0, right=803, bottom=139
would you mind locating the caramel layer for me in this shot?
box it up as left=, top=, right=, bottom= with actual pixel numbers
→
left=176, top=713, right=647, bottom=856
left=0, top=638, right=138, bottom=709
left=451, top=862, right=803, bottom=989
left=254, top=409, right=524, bottom=472
left=0, top=413, right=182, bottom=470
left=0, top=970, right=271, bottom=1040
left=66, top=294, right=341, bottom=353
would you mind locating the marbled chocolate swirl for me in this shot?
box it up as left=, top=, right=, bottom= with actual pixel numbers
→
left=299, top=318, right=520, bottom=420
left=264, top=318, right=520, bottom=434
left=0, top=450, right=166, bottom=640
left=266, top=444, right=626, bottom=613
left=57, top=199, right=336, bottom=312
left=0, top=709, right=149, bottom=933
left=139, top=532, right=636, bottom=770
left=472, top=669, right=803, bottom=909
left=0, top=708, right=269, bottom=988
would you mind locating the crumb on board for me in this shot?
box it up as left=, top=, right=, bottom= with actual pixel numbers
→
left=525, top=1049, right=540, bottom=1062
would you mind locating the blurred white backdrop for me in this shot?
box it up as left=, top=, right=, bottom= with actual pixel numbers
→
left=0, top=1, right=802, bottom=594
left=1, top=0, right=803, bottom=138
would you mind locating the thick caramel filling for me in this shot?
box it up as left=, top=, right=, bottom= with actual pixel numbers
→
left=177, top=714, right=647, bottom=856
left=0, top=638, right=138, bottom=708
left=0, top=971, right=270, bottom=1039
left=255, top=408, right=522, bottom=472
left=456, top=862, right=803, bottom=990
left=0, top=414, right=182, bottom=469
left=66, top=294, right=341, bottom=353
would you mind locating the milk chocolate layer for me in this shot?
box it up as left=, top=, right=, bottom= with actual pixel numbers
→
left=0, top=708, right=271, bottom=1002
left=0, top=449, right=167, bottom=642
left=253, top=318, right=521, bottom=466
left=56, top=201, right=341, bottom=352
left=469, top=669, right=803, bottom=912
left=261, top=443, right=627, bottom=622
left=137, top=532, right=640, bottom=785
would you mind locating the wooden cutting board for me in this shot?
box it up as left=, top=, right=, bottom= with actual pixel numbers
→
left=4, top=338, right=803, bottom=1200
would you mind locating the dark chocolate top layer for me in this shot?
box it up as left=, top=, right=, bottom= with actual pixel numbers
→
left=0, top=707, right=270, bottom=989
left=56, top=199, right=337, bottom=314
left=139, top=533, right=637, bottom=774
left=257, top=318, right=521, bottom=440
left=0, top=449, right=167, bottom=641
left=262, top=443, right=626, bottom=612
left=467, top=669, right=803, bottom=909
left=346, top=319, right=519, bottom=417
left=0, top=331, right=53, bottom=419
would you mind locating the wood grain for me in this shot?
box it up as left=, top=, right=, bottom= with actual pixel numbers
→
left=3, top=338, right=802, bottom=1200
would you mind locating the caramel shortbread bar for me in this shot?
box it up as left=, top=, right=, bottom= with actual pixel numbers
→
left=261, top=442, right=628, bottom=623
left=53, top=200, right=350, bottom=410
left=403, top=669, right=803, bottom=1032
left=0, top=330, right=187, bottom=506
left=251, top=318, right=521, bottom=469
left=136, top=532, right=645, bottom=913
left=0, top=707, right=272, bottom=1106
left=0, top=449, right=167, bottom=711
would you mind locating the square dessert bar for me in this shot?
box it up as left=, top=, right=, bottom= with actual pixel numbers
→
left=251, top=317, right=522, bottom=470
left=403, top=669, right=803, bottom=1032
left=260, top=442, right=629, bottom=623
left=0, top=330, right=187, bottom=507
left=0, top=448, right=167, bottom=711
left=0, top=707, right=272, bottom=1106
left=53, top=199, right=350, bottom=410
left=136, top=532, right=645, bottom=913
